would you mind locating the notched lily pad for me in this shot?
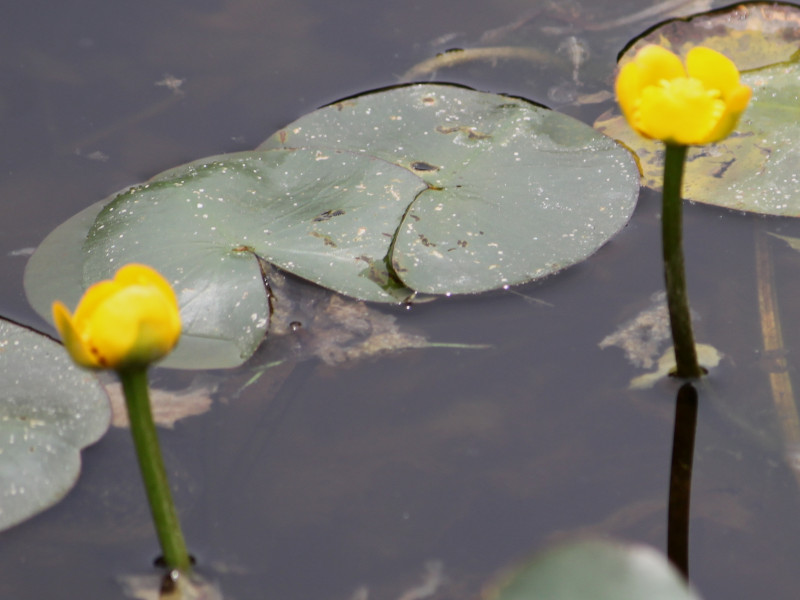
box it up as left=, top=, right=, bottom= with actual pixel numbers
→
left=596, top=3, right=800, bottom=216
left=262, top=83, right=640, bottom=295
left=0, top=318, right=110, bottom=531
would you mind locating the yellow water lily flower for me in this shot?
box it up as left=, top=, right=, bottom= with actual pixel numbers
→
left=616, top=44, right=751, bottom=146
left=53, top=264, right=181, bottom=370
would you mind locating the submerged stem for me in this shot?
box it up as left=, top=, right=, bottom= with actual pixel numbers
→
left=662, top=144, right=703, bottom=379
left=119, top=367, right=191, bottom=572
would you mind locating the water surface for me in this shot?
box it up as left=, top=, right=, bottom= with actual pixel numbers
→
left=3, top=1, right=800, bottom=598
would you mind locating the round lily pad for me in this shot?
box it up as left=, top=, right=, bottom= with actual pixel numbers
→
left=595, top=3, right=800, bottom=216
left=261, top=84, right=639, bottom=294
left=0, top=318, right=110, bottom=531
left=486, top=540, right=702, bottom=600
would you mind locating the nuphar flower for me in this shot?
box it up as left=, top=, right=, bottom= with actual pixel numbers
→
left=53, top=264, right=181, bottom=370
left=616, top=45, right=751, bottom=146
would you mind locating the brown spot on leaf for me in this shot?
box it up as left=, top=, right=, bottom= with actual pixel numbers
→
left=411, top=161, right=439, bottom=172
left=435, top=125, right=491, bottom=140
left=309, top=231, right=337, bottom=247
left=418, top=234, right=436, bottom=247
left=312, top=209, right=346, bottom=222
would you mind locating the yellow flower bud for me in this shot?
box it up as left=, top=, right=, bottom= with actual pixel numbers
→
left=52, top=264, right=181, bottom=370
left=615, top=45, right=751, bottom=146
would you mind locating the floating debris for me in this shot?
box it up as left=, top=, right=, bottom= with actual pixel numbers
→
left=348, top=560, right=445, bottom=600
left=106, top=380, right=217, bottom=429
left=155, top=74, right=186, bottom=95
left=629, top=344, right=722, bottom=389
left=599, top=292, right=673, bottom=369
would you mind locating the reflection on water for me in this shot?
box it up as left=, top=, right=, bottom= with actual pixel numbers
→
left=4, top=1, right=800, bottom=599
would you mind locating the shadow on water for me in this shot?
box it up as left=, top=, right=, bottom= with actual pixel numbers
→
left=4, top=0, right=800, bottom=599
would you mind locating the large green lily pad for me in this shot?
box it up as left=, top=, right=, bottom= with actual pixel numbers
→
left=595, top=3, right=800, bottom=216
left=0, top=318, right=110, bottom=531
left=26, top=83, right=639, bottom=368
left=261, top=84, right=639, bottom=294
left=486, top=540, right=702, bottom=600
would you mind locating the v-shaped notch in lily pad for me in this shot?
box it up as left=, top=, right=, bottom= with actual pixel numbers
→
left=25, top=83, right=639, bottom=369
left=86, top=148, right=425, bottom=303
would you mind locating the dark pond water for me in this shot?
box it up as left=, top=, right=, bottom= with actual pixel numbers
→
left=4, top=0, right=800, bottom=598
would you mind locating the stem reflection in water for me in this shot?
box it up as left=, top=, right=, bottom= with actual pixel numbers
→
left=667, top=382, right=698, bottom=579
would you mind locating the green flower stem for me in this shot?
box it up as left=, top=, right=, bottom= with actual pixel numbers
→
left=119, top=367, right=191, bottom=572
left=662, top=143, right=703, bottom=379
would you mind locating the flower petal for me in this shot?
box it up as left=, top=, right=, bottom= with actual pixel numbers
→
left=631, top=45, right=686, bottom=87
left=615, top=44, right=751, bottom=145
left=615, top=62, right=645, bottom=128
left=82, top=293, right=141, bottom=368
left=115, top=263, right=179, bottom=307
left=73, top=280, right=122, bottom=327
left=53, top=300, right=102, bottom=368
left=725, top=83, right=752, bottom=113
left=52, top=263, right=182, bottom=370
left=616, top=45, right=688, bottom=138
left=687, top=48, right=751, bottom=143
left=86, top=286, right=179, bottom=368
left=686, top=47, right=740, bottom=98
left=637, top=78, right=721, bottom=145
left=703, top=88, right=752, bottom=143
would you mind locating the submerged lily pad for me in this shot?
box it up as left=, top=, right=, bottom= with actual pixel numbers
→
left=486, top=540, right=702, bottom=600
left=26, top=83, right=639, bottom=368
left=595, top=3, right=800, bottom=216
left=0, top=318, right=110, bottom=531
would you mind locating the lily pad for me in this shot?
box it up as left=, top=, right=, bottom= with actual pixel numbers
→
left=261, top=84, right=639, bottom=294
left=486, top=540, right=702, bottom=600
left=26, top=83, right=639, bottom=368
left=0, top=318, right=110, bottom=531
left=618, top=3, right=800, bottom=72
left=595, top=3, right=800, bottom=216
